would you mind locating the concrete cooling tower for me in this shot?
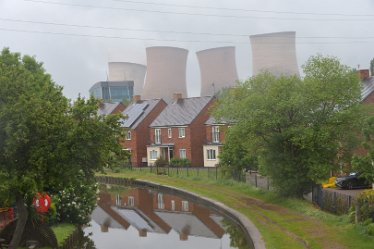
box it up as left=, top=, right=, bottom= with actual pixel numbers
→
left=197, top=46, right=238, bottom=96
left=250, top=31, right=299, bottom=77
left=142, top=46, right=188, bottom=99
left=108, top=62, right=147, bottom=96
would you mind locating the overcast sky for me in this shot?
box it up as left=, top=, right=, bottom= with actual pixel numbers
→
left=1, top=0, right=374, bottom=99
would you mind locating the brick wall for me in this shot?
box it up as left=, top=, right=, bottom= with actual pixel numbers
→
left=121, top=100, right=167, bottom=167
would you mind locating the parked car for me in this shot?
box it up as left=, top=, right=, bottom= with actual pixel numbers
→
left=335, top=172, right=371, bottom=189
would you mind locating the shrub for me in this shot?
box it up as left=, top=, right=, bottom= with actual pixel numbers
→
left=357, top=190, right=374, bottom=223
left=54, top=179, right=98, bottom=225
left=154, top=158, right=169, bottom=167
left=170, top=158, right=191, bottom=167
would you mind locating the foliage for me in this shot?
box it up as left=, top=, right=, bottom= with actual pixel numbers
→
left=54, top=174, right=98, bottom=225
left=0, top=48, right=126, bottom=247
left=352, top=116, right=374, bottom=183
left=169, top=158, right=191, bottom=167
left=154, top=158, right=169, bottom=167
left=357, top=190, right=374, bottom=223
left=213, top=55, right=366, bottom=197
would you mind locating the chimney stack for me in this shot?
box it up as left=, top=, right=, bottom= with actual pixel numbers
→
left=173, top=93, right=183, bottom=102
left=358, top=69, right=370, bottom=80
left=139, top=229, right=148, bottom=237
left=133, top=95, right=141, bottom=103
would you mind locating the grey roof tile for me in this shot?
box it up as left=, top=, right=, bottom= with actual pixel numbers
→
left=97, top=103, right=121, bottom=115
left=150, top=96, right=213, bottom=127
left=121, top=99, right=163, bottom=129
left=361, top=76, right=374, bottom=101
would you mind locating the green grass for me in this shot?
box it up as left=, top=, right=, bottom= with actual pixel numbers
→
left=51, top=223, right=76, bottom=246
left=100, top=169, right=374, bottom=249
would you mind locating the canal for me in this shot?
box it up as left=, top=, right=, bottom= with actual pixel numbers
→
left=82, top=184, right=253, bottom=249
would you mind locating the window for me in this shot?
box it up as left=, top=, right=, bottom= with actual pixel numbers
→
left=157, top=193, right=164, bottom=209
left=150, top=150, right=158, bottom=160
left=168, top=128, right=172, bottom=138
left=178, top=127, right=185, bottom=138
left=155, top=129, right=161, bottom=144
left=181, top=201, right=189, bottom=212
left=116, top=194, right=122, bottom=206
left=126, top=131, right=132, bottom=140
left=128, top=196, right=134, bottom=207
left=171, top=200, right=175, bottom=211
left=179, top=149, right=186, bottom=159
left=212, top=126, right=220, bottom=143
left=207, top=149, right=216, bottom=160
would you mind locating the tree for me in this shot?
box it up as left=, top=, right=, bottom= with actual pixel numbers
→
left=352, top=116, right=374, bottom=186
left=214, top=55, right=367, bottom=197
left=0, top=48, right=126, bottom=248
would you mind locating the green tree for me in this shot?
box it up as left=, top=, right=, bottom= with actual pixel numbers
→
left=214, top=55, right=367, bottom=197
left=0, top=48, right=126, bottom=248
left=352, top=116, right=374, bottom=185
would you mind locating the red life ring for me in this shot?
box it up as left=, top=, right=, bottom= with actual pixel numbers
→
left=33, top=193, right=51, bottom=213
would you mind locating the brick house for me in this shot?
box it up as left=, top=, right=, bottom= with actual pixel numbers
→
left=120, top=96, right=167, bottom=167
left=147, top=94, right=215, bottom=167
left=203, top=117, right=229, bottom=167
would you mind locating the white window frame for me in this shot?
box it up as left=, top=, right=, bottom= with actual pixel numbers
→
left=179, top=149, right=186, bottom=159
left=171, top=200, right=175, bottom=211
left=128, top=196, right=135, bottom=207
left=157, top=193, right=164, bottom=209
left=155, top=128, right=161, bottom=144
left=178, top=127, right=185, bottom=138
left=168, top=128, right=172, bottom=138
left=212, top=126, right=220, bottom=143
left=207, top=149, right=216, bottom=160
left=150, top=150, right=158, bottom=160
left=126, top=131, right=132, bottom=140
left=181, top=201, right=189, bottom=212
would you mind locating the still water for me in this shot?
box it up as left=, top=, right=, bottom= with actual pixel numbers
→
left=83, top=184, right=252, bottom=249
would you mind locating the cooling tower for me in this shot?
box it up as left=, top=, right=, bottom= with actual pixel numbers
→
left=250, top=31, right=299, bottom=76
left=108, top=62, right=147, bottom=96
left=142, top=46, right=188, bottom=99
left=197, top=46, right=238, bottom=96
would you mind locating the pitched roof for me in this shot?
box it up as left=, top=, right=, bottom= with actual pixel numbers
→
left=205, top=116, right=231, bottom=125
left=361, top=76, right=374, bottom=101
left=97, top=102, right=123, bottom=115
left=150, top=96, right=213, bottom=127
left=121, top=99, right=163, bottom=129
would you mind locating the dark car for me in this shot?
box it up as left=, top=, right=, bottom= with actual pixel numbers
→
left=335, top=172, right=371, bottom=190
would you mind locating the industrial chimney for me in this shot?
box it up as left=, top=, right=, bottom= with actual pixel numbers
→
left=250, top=31, right=299, bottom=77
left=196, top=46, right=238, bottom=96
left=142, top=46, right=188, bottom=99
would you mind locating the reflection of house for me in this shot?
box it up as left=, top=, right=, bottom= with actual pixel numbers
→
left=120, top=96, right=167, bottom=167
left=203, top=117, right=229, bottom=167
left=147, top=94, right=215, bottom=167
left=92, top=188, right=225, bottom=240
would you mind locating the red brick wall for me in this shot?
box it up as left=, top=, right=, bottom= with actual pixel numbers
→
left=205, top=124, right=227, bottom=143
left=121, top=100, right=167, bottom=167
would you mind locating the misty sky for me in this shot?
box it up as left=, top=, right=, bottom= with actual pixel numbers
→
left=1, top=0, right=374, bottom=99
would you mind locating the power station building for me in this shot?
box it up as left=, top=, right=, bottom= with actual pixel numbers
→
left=89, top=81, right=134, bottom=103
left=250, top=31, right=299, bottom=77
left=107, top=62, right=147, bottom=96
left=142, top=46, right=189, bottom=99
left=197, top=46, right=238, bottom=96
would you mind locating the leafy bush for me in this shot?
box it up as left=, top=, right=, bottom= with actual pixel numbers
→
left=357, top=190, right=374, bottom=223
left=54, top=179, right=98, bottom=225
left=154, top=158, right=169, bottom=167
left=169, top=158, right=191, bottom=167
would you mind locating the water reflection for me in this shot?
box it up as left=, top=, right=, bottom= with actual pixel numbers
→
left=84, top=185, right=252, bottom=249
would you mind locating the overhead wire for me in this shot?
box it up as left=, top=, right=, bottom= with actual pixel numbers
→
left=21, top=0, right=374, bottom=22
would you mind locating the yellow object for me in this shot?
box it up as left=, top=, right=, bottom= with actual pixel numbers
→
left=322, top=177, right=337, bottom=188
